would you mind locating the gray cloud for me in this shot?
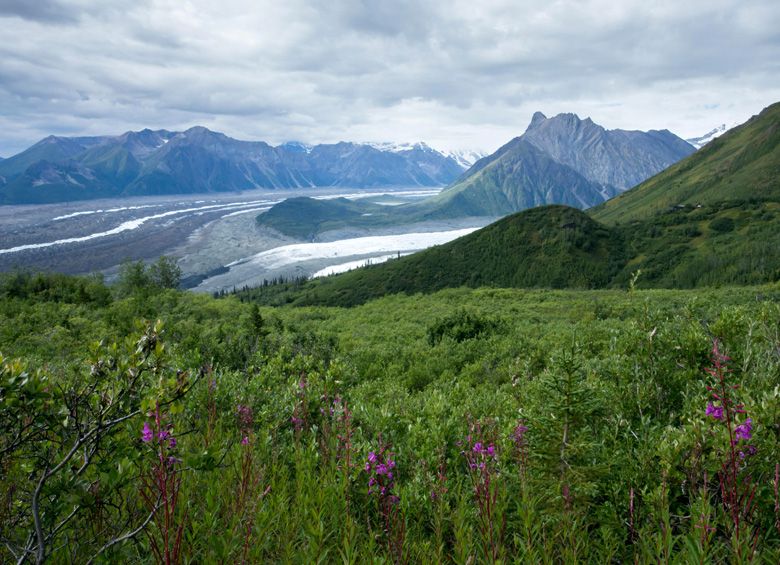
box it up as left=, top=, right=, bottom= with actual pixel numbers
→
left=0, top=0, right=79, bottom=23
left=0, top=0, right=778, bottom=156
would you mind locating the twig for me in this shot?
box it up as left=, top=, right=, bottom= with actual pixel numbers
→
left=85, top=498, right=162, bottom=565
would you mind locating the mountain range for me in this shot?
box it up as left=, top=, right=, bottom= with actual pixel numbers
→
left=247, top=101, right=780, bottom=306
left=257, top=112, right=696, bottom=234
left=0, top=129, right=468, bottom=205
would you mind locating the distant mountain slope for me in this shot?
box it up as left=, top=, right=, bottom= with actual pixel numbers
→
left=257, top=196, right=400, bottom=240
left=0, top=128, right=466, bottom=204
left=522, top=112, right=695, bottom=190
left=0, top=136, right=94, bottom=178
left=592, top=101, right=780, bottom=225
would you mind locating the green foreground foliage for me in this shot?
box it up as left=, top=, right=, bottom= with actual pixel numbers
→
left=2, top=273, right=780, bottom=562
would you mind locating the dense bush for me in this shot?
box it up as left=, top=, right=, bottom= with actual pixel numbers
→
left=710, top=216, right=736, bottom=233
left=426, top=308, right=504, bottom=345
left=1, top=279, right=779, bottom=562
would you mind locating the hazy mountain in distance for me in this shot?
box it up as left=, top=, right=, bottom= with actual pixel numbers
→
left=420, top=137, right=616, bottom=218
left=0, top=129, right=467, bottom=204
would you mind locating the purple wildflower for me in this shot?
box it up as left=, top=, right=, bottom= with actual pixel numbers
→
left=290, top=415, right=304, bottom=432
left=739, top=445, right=757, bottom=459
left=734, top=419, right=753, bottom=442
left=705, top=402, right=724, bottom=420
left=168, top=437, right=177, bottom=449
left=364, top=441, right=398, bottom=505
left=241, top=436, right=249, bottom=446
left=142, top=422, right=153, bottom=443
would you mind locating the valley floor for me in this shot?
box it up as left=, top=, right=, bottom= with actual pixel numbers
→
left=0, top=187, right=492, bottom=293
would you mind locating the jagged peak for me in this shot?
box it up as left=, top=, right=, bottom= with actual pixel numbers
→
left=528, top=111, right=547, bottom=130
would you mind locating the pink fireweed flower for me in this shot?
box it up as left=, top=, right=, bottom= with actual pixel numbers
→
left=734, top=418, right=753, bottom=442
left=706, top=402, right=724, bottom=420
left=364, top=441, right=398, bottom=504
left=141, top=422, right=153, bottom=443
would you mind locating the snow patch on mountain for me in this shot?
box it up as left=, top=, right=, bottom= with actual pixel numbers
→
left=441, top=149, right=487, bottom=169
left=366, top=142, right=486, bottom=169
left=686, top=123, right=739, bottom=149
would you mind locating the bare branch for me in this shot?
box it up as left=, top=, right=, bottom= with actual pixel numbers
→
left=85, top=498, right=161, bottom=565
left=45, top=504, right=82, bottom=545
left=30, top=466, right=48, bottom=564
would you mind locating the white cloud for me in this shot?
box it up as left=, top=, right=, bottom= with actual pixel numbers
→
left=0, top=0, right=778, bottom=156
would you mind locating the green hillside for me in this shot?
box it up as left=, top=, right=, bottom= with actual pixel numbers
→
left=591, top=101, right=780, bottom=286
left=611, top=200, right=780, bottom=287
left=257, top=196, right=400, bottom=239
left=247, top=206, right=626, bottom=307
left=592, top=101, right=780, bottom=224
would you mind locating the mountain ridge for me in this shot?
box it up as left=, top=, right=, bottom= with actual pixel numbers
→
left=414, top=111, right=694, bottom=218
left=0, top=128, right=468, bottom=204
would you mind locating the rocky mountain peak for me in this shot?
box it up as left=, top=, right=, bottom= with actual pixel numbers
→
left=521, top=112, right=693, bottom=191
left=528, top=111, right=547, bottom=130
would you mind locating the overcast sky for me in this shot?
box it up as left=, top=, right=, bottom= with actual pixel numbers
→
left=0, top=0, right=778, bottom=156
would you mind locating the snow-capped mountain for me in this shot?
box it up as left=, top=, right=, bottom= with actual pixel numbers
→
left=686, top=123, right=739, bottom=150
left=277, top=141, right=313, bottom=153
left=440, top=149, right=487, bottom=169
left=367, top=142, right=487, bottom=169
left=366, top=141, right=434, bottom=153
left=0, top=131, right=468, bottom=205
